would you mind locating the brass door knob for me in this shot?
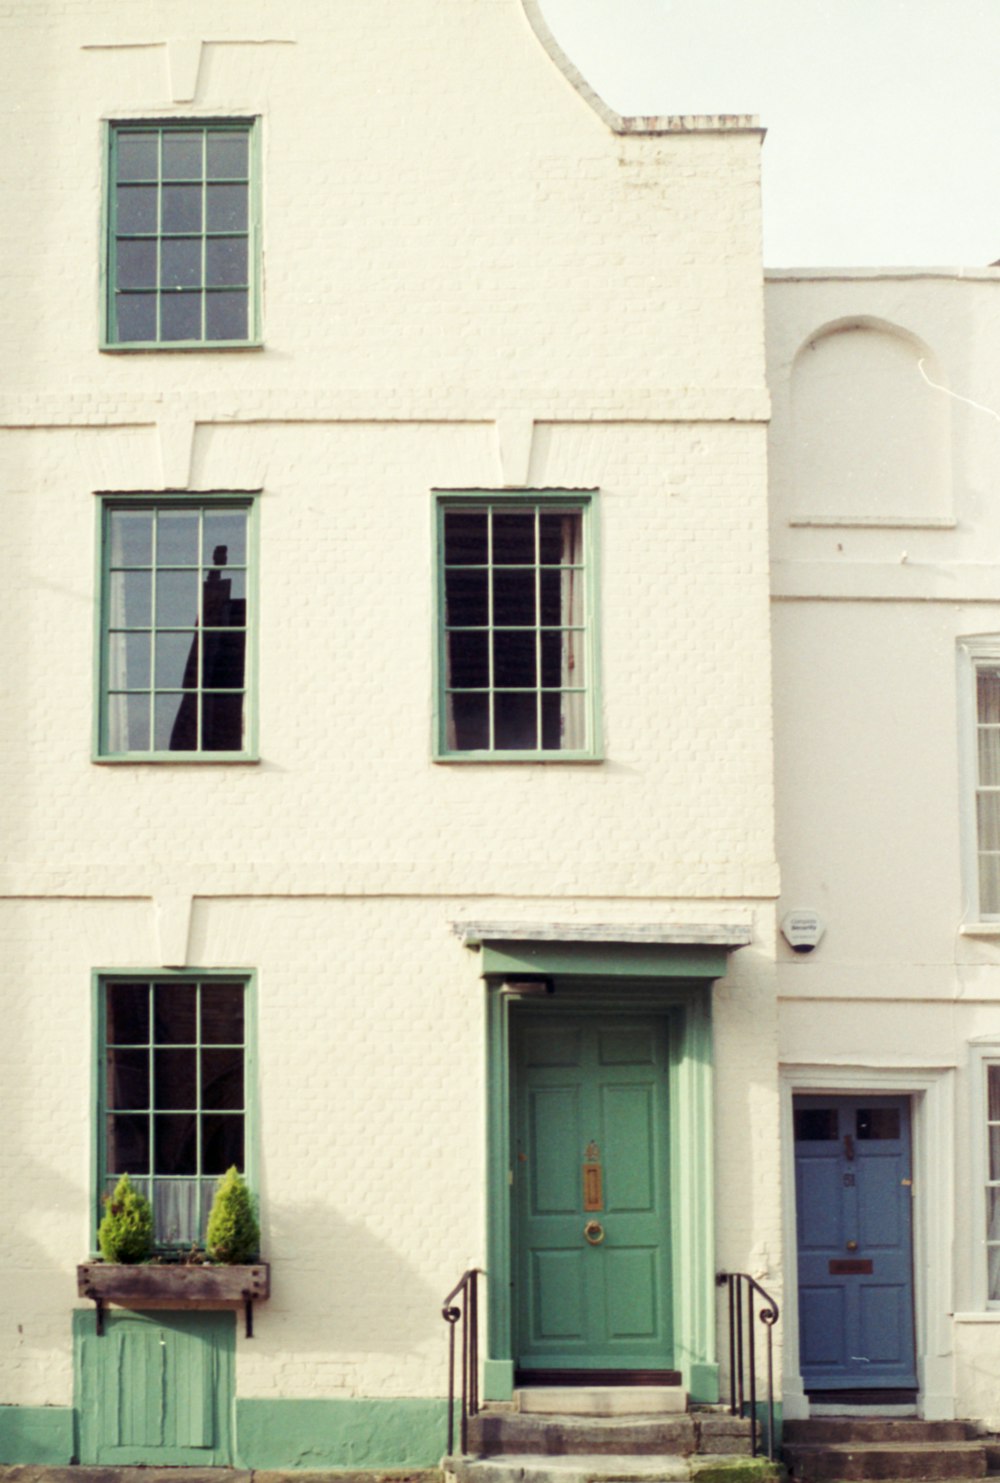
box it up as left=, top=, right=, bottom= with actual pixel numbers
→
left=584, top=1220, right=605, bottom=1245
left=846, top=1240, right=858, bottom=1251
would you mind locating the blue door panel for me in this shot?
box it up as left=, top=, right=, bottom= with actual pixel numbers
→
left=794, top=1095, right=916, bottom=1390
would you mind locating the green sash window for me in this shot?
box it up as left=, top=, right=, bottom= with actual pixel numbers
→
left=435, top=493, right=601, bottom=760
left=97, top=497, right=255, bottom=759
left=105, top=120, right=260, bottom=348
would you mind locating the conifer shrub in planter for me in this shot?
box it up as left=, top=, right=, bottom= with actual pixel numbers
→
left=96, top=1173, right=153, bottom=1264
left=206, top=1166, right=260, bottom=1264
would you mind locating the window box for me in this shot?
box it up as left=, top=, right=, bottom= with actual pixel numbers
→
left=77, top=1260, right=269, bottom=1336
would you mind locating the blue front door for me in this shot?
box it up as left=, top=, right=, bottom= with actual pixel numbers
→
left=794, top=1094, right=916, bottom=1391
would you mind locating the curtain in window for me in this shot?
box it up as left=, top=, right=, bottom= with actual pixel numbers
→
left=557, top=512, right=586, bottom=751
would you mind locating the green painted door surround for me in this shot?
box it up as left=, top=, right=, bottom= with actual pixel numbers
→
left=514, top=1013, right=673, bottom=1371
left=73, top=1308, right=234, bottom=1464
left=475, top=929, right=740, bottom=1404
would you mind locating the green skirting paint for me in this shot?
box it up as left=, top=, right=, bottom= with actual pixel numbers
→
left=236, top=1397, right=450, bottom=1469
left=0, top=1405, right=74, bottom=1464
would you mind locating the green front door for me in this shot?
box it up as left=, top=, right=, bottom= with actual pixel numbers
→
left=512, top=1013, right=673, bottom=1373
left=74, top=1309, right=234, bottom=1464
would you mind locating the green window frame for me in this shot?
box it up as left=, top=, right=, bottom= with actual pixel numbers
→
left=95, top=495, right=257, bottom=760
left=95, top=972, right=256, bottom=1250
left=434, top=492, right=601, bottom=760
left=103, top=119, right=261, bottom=349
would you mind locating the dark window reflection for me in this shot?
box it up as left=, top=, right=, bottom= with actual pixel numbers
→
left=794, top=1108, right=839, bottom=1141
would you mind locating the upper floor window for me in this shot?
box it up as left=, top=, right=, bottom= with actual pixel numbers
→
left=105, top=120, right=259, bottom=349
left=97, top=497, right=255, bottom=759
left=961, top=639, right=1000, bottom=917
left=434, top=493, right=600, bottom=760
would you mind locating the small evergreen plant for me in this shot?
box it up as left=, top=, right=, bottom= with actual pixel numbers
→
left=97, top=1173, right=153, bottom=1264
left=205, top=1166, right=260, bottom=1264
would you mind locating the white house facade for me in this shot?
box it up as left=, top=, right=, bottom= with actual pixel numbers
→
left=0, top=0, right=781, bottom=1466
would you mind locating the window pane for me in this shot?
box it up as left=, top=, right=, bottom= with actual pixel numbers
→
left=980, top=730, right=1000, bottom=787
left=161, top=238, right=202, bottom=289
left=450, top=692, right=490, bottom=750
left=157, top=692, right=196, bottom=751
left=109, top=510, right=153, bottom=567
left=108, top=1114, right=150, bottom=1174
left=154, top=1115, right=198, bottom=1175
left=201, top=693, right=244, bottom=750
left=201, top=984, right=245, bottom=1044
left=493, top=512, right=535, bottom=564
left=107, top=1048, right=149, bottom=1110
left=495, top=691, right=537, bottom=750
left=202, top=1115, right=243, bottom=1174
left=108, top=693, right=151, bottom=752
left=205, top=291, right=249, bottom=342
left=444, top=511, right=488, bottom=565
left=541, top=691, right=564, bottom=750
left=155, top=1048, right=197, bottom=1110
left=161, top=292, right=202, bottom=342
left=540, top=511, right=583, bottom=564
left=162, top=132, right=202, bottom=179
left=108, top=631, right=151, bottom=690
left=117, top=185, right=157, bottom=233
left=494, top=629, right=536, bottom=687
left=493, top=568, right=535, bottom=625
left=206, top=236, right=248, bottom=287
left=116, top=238, right=157, bottom=289
left=979, top=668, right=1000, bottom=724
left=157, top=510, right=200, bottom=566
left=541, top=567, right=583, bottom=625
left=115, top=293, right=157, bottom=342
left=155, top=631, right=197, bottom=688
left=154, top=984, right=197, bottom=1043
left=981, top=854, right=1000, bottom=917
left=107, top=982, right=150, bottom=1044
left=447, top=630, right=488, bottom=688
left=109, top=570, right=152, bottom=628
left=156, top=569, right=200, bottom=626
left=162, top=183, right=202, bottom=233
left=203, top=511, right=247, bottom=567
left=989, top=1066, right=1000, bottom=1121
left=978, top=794, right=1000, bottom=852
left=541, top=630, right=586, bottom=689
left=203, top=570, right=247, bottom=626
left=794, top=1108, right=839, bottom=1140
left=991, top=1127, right=1000, bottom=1181
left=446, top=568, right=488, bottom=627
left=207, top=132, right=249, bottom=179
left=856, top=1107, right=901, bottom=1140
left=206, top=182, right=247, bottom=231
left=202, top=1048, right=243, bottom=1110
left=202, top=630, right=245, bottom=688
left=117, top=133, right=158, bottom=182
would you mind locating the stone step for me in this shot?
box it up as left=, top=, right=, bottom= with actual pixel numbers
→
left=517, top=1387, right=688, bottom=1417
left=468, top=1413, right=756, bottom=1459
left=445, top=1455, right=780, bottom=1483
left=783, top=1442, right=988, bottom=1482
left=785, top=1422, right=977, bottom=1445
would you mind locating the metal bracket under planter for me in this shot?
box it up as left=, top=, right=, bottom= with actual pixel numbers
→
left=77, top=1261, right=270, bottom=1337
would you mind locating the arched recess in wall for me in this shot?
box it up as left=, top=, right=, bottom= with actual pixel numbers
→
left=789, top=317, right=952, bottom=525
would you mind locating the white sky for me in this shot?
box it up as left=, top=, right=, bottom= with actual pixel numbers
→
left=536, top=0, right=1000, bottom=268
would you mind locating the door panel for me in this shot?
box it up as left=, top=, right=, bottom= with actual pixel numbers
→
left=514, top=1013, right=672, bottom=1372
left=75, top=1309, right=234, bottom=1464
left=794, top=1094, right=916, bottom=1390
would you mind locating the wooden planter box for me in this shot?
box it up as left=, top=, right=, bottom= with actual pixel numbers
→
left=77, top=1261, right=269, bottom=1334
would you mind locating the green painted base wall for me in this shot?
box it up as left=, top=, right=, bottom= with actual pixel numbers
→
left=0, top=1406, right=74, bottom=1465
left=236, top=1398, right=450, bottom=1469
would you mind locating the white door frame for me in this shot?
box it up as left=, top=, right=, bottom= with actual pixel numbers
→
left=780, top=1064, right=955, bottom=1420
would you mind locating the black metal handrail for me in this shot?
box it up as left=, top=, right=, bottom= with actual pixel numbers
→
left=717, top=1270, right=780, bottom=1460
left=442, top=1268, right=481, bottom=1456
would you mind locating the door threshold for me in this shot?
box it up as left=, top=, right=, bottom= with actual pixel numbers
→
left=810, top=1403, right=918, bottom=1417
left=515, top=1369, right=682, bottom=1387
